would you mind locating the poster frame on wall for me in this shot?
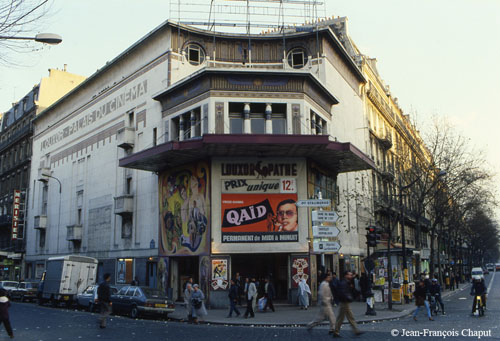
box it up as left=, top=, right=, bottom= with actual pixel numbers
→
left=210, top=256, right=230, bottom=291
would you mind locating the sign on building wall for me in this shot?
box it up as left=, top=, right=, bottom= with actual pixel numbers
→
left=159, top=162, right=210, bottom=256
left=11, top=190, right=21, bottom=240
left=211, top=259, right=228, bottom=290
left=221, top=193, right=298, bottom=243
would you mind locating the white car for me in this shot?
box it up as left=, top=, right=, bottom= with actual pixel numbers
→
left=77, top=285, right=118, bottom=312
left=471, top=267, right=485, bottom=281
left=0, top=281, right=19, bottom=296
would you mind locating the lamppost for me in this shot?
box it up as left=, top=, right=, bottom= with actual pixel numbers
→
left=0, top=33, right=62, bottom=45
left=399, top=170, right=446, bottom=304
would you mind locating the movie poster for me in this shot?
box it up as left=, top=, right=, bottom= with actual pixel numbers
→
left=291, top=256, right=309, bottom=288
left=211, top=259, right=228, bottom=290
left=159, top=162, right=210, bottom=256
left=221, top=193, right=298, bottom=243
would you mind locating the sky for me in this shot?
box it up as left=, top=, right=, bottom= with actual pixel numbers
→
left=1, top=0, right=499, bottom=215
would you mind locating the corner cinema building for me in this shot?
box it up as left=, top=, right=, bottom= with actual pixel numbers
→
left=118, top=21, right=374, bottom=307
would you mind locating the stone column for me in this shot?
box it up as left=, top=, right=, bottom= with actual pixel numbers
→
left=179, top=115, right=184, bottom=141
left=243, top=103, right=251, bottom=134
left=265, top=103, right=272, bottom=134
left=190, top=110, right=196, bottom=138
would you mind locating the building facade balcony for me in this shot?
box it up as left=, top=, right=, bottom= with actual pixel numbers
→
left=116, top=127, right=135, bottom=150
left=114, top=195, right=134, bottom=216
left=66, top=224, right=82, bottom=241
left=34, top=215, right=47, bottom=230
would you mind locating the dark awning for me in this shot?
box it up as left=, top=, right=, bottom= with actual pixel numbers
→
left=119, top=134, right=375, bottom=173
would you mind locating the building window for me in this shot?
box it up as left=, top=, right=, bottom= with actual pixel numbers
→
left=41, top=184, right=48, bottom=215
left=272, top=114, right=286, bottom=134
left=287, top=48, right=308, bottom=69
left=186, top=44, right=205, bottom=65
left=170, top=107, right=202, bottom=141
left=250, top=114, right=265, bottom=134
left=310, top=110, right=327, bottom=135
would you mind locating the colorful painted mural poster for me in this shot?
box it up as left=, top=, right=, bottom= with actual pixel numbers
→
left=159, top=162, right=210, bottom=256
left=211, top=259, right=228, bottom=290
left=221, top=193, right=298, bottom=243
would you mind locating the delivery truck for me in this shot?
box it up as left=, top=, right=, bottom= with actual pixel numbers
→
left=38, top=255, right=98, bottom=306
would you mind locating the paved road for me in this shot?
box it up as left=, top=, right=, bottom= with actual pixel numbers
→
left=2, top=272, right=498, bottom=340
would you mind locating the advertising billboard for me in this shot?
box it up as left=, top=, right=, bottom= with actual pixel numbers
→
left=221, top=193, right=298, bottom=243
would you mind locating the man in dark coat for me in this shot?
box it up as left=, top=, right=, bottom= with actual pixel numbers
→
left=330, top=272, right=340, bottom=306
left=227, top=279, right=241, bottom=317
left=333, top=271, right=364, bottom=337
left=0, top=289, right=13, bottom=338
left=263, top=277, right=275, bottom=312
left=97, top=273, right=112, bottom=328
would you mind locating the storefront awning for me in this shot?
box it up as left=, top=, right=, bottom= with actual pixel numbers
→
left=119, top=134, right=375, bottom=173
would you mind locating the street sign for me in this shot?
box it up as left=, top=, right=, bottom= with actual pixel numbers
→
left=312, top=225, right=340, bottom=238
left=311, top=210, right=339, bottom=223
left=296, top=199, right=331, bottom=207
left=313, top=241, right=341, bottom=253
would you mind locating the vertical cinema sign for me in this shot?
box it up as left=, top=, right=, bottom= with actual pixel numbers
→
left=12, top=190, right=21, bottom=240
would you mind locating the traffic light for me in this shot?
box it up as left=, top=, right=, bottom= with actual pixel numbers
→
left=366, top=226, right=378, bottom=247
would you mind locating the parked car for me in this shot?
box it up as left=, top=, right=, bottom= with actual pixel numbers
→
left=111, top=286, right=175, bottom=319
left=471, top=267, right=485, bottom=281
left=486, top=263, right=495, bottom=272
left=0, top=281, right=19, bottom=296
left=77, top=285, right=118, bottom=312
left=10, top=282, right=39, bottom=302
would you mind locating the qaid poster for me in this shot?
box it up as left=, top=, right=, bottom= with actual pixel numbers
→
left=221, top=193, right=298, bottom=243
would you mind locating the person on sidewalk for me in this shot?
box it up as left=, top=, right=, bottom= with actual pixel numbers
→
left=184, top=282, right=193, bottom=323
left=413, top=280, right=433, bottom=321
left=333, top=271, right=364, bottom=337
left=0, top=289, right=14, bottom=338
left=244, top=277, right=257, bottom=318
left=227, top=279, right=241, bottom=317
left=306, top=273, right=336, bottom=335
left=298, top=278, right=311, bottom=310
left=330, top=272, right=340, bottom=306
left=191, top=284, right=207, bottom=324
left=97, top=273, right=112, bottom=329
left=430, top=278, right=445, bottom=315
left=235, top=272, right=243, bottom=306
left=263, top=277, right=275, bottom=312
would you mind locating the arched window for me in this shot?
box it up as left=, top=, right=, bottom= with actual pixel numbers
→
left=287, top=47, right=308, bottom=69
left=185, top=43, right=205, bottom=65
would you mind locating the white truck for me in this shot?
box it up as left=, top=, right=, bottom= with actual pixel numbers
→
left=39, top=255, right=98, bottom=306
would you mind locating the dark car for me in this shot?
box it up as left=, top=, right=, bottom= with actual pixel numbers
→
left=10, top=282, right=39, bottom=302
left=111, top=286, right=175, bottom=319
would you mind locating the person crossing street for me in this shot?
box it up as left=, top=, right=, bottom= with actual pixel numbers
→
left=333, top=271, right=364, bottom=337
left=306, top=273, right=336, bottom=335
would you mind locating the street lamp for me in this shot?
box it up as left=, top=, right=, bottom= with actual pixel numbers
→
left=399, top=170, right=446, bottom=303
left=38, top=172, right=62, bottom=254
left=0, top=33, right=62, bottom=45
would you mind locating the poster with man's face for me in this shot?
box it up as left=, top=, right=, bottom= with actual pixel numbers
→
left=221, top=193, right=298, bottom=243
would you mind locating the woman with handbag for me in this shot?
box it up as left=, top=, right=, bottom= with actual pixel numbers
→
left=413, top=280, right=433, bottom=321
left=191, top=284, right=207, bottom=324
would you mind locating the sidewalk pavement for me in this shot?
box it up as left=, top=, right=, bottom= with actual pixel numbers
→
left=169, top=284, right=470, bottom=327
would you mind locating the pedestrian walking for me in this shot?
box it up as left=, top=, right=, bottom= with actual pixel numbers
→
left=413, top=280, right=433, bottom=321
left=306, top=273, right=336, bottom=335
left=227, top=279, right=241, bottom=317
left=184, top=283, right=193, bottom=322
left=333, top=271, right=364, bottom=337
left=330, top=272, right=340, bottom=306
left=297, top=278, right=311, bottom=309
left=0, top=289, right=13, bottom=338
left=97, top=273, right=112, bottom=329
left=190, top=284, right=207, bottom=324
left=244, top=277, right=257, bottom=318
left=263, top=277, right=275, bottom=312
left=235, top=272, right=243, bottom=305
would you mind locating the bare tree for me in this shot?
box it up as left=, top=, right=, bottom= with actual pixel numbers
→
left=0, top=0, right=53, bottom=66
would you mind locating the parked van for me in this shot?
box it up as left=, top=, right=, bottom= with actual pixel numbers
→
left=39, top=255, right=98, bottom=306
